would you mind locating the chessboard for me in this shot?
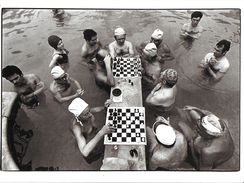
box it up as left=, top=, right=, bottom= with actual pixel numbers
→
left=112, top=57, right=142, bottom=78
left=104, top=107, right=146, bottom=145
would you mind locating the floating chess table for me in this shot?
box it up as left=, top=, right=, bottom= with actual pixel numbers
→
left=112, top=57, right=142, bottom=78
left=104, top=107, right=146, bottom=145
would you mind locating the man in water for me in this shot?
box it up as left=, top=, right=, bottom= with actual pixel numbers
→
left=80, top=29, right=102, bottom=69
left=93, top=49, right=115, bottom=89
left=181, top=11, right=203, bottom=39
left=199, top=39, right=231, bottom=81
left=145, top=69, right=178, bottom=112
left=146, top=116, right=187, bottom=170
left=178, top=105, right=234, bottom=170
left=50, top=66, right=84, bottom=103
left=137, top=28, right=174, bottom=64
left=68, top=98, right=115, bottom=158
left=141, top=43, right=162, bottom=89
left=109, top=27, right=134, bottom=58
left=2, top=65, right=45, bottom=108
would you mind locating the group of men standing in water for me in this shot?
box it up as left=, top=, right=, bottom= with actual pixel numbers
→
left=2, top=10, right=234, bottom=170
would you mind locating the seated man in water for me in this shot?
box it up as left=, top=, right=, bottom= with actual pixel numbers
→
left=80, top=29, right=102, bottom=69
left=145, top=69, right=178, bottom=112
left=93, top=49, right=115, bottom=89
left=50, top=66, right=84, bottom=103
left=199, top=39, right=231, bottom=81
left=181, top=11, right=203, bottom=40
left=68, top=98, right=115, bottom=158
left=178, top=105, right=234, bottom=170
left=48, top=35, right=70, bottom=71
left=141, top=43, right=162, bottom=89
left=137, top=28, right=174, bottom=64
left=109, top=27, right=134, bottom=58
left=2, top=65, right=46, bottom=108
left=146, top=116, right=187, bottom=170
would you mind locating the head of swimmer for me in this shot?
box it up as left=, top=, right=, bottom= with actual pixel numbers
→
left=213, top=39, right=231, bottom=58
left=191, top=11, right=203, bottom=27
left=83, top=29, right=98, bottom=46
left=2, top=65, right=26, bottom=87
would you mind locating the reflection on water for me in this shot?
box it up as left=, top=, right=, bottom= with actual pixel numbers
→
left=2, top=9, right=240, bottom=171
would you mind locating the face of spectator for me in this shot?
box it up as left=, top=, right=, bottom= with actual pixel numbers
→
left=150, top=37, right=162, bottom=47
left=191, top=17, right=201, bottom=27
left=88, top=36, right=98, bottom=46
left=214, top=45, right=225, bottom=58
left=57, top=40, right=64, bottom=50
left=6, top=73, right=25, bottom=86
left=115, top=35, right=126, bottom=46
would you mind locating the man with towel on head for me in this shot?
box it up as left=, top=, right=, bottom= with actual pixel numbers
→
left=68, top=98, right=115, bottom=158
left=109, top=27, right=134, bottom=58
left=137, top=28, right=174, bottom=64
left=177, top=105, right=234, bottom=170
left=146, top=116, right=187, bottom=170
left=50, top=66, right=84, bottom=103
left=141, top=43, right=162, bottom=90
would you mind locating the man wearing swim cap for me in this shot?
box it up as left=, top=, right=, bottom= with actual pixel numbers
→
left=2, top=65, right=46, bottom=109
left=50, top=66, right=84, bottom=103
left=68, top=98, right=115, bottom=159
left=178, top=105, right=234, bottom=170
left=137, top=28, right=174, bottom=63
left=146, top=116, right=187, bottom=170
left=145, top=69, right=178, bottom=112
left=109, top=27, right=134, bottom=58
left=141, top=43, right=162, bottom=90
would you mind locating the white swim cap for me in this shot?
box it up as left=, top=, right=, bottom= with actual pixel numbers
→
left=155, top=124, right=176, bottom=146
left=51, top=66, right=65, bottom=79
left=201, top=114, right=222, bottom=134
left=68, top=98, right=88, bottom=117
left=143, top=43, right=157, bottom=57
left=151, top=29, right=164, bottom=40
left=114, top=27, right=126, bottom=36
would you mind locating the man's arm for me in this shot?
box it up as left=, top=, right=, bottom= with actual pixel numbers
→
left=128, top=42, right=134, bottom=57
left=25, top=75, right=45, bottom=98
left=74, top=123, right=115, bottom=157
left=104, top=54, right=115, bottom=86
left=146, top=86, right=166, bottom=106
left=53, top=91, right=80, bottom=103
left=160, top=44, right=174, bottom=61
left=49, top=55, right=60, bottom=68
left=206, top=66, right=225, bottom=80
left=109, top=42, right=116, bottom=59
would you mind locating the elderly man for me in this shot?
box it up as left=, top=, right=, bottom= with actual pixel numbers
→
left=199, top=39, right=231, bottom=81
left=181, top=11, right=203, bottom=39
left=68, top=98, right=115, bottom=158
left=50, top=66, right=84, bottom=103
left=141, top=43, right=162, bottom=89
left=80, top=29, right=102, bottom=69
left=178, top=105, right=234, bottom=170
left=146, top=69, right=178, bottom=112
left=137, top=28, right=174, bottom=63
left=2, top=65, right=45, bottom=108
left=146, top=116, right=187, bottom=170
left=109, top=27, right=134, bottom=58
left=93, top=49, right=115, bottom=90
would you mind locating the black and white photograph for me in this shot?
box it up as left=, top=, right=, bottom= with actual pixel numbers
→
left=0, top=0, right=243, bottom=182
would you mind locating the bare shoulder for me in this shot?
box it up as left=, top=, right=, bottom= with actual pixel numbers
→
left=25, top=74, right=40, bottom=81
